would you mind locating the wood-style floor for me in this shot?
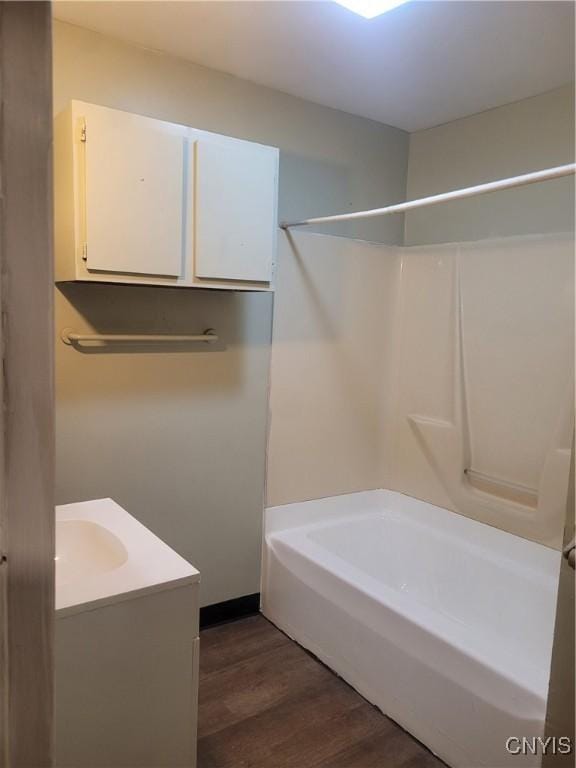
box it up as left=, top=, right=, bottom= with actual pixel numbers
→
left=198, top=615, right=445, bottom=768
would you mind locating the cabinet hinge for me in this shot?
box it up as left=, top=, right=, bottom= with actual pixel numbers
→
left=81, top=243, right=88, bottom=261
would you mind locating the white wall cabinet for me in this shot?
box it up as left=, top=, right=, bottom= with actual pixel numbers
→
left=54, top=101, right=279, bottom=290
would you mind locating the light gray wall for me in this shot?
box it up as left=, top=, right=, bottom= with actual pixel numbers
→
left=405, top=85, right=575, bottom=245
left=54, top=20, right=409, bottom=245
left=55, top=286, right=272, bottom=607
left=53, top=21, right=409, bottom=606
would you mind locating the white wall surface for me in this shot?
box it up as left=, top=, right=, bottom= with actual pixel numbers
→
left=387, top=233, right=573, bottom=548
left=266, top=231, right=399, bottom=507
left=405, top=85, right=575, bottom=245
left=53, top=21, right=409, bottom=606
left=267, top=232, right=573, bottom=548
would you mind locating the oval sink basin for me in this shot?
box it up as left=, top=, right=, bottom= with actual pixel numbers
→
left=56, top=519, right=129, bottom=587
left=55, top=498, right=200, bottom=614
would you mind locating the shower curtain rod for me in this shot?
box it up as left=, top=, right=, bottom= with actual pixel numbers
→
left=280, top=163, right=576, bottom=229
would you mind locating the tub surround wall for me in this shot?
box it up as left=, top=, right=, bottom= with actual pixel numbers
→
left=267, top=86, right=574, bottom=532
left=387, top=233, right=574, bottom=548
left=53, top=21, right=409, bottom=606
left=268, top=231, right=573, bottom=548
left=266, top=231, right=399, bottom=507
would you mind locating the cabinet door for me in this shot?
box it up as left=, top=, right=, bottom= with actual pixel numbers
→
left=82, top=104, right=187, bottom=278
left=194, top=138, right=278, bottom=282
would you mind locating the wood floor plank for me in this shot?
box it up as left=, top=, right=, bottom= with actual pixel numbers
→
left=200, top=615, right=291, bottom=680
left=198, top=616, right=445, bottom=768
left=271, top=701, right=397, bottom=768
left=313, top=722, right=434, bottom=768
left=199, top=676, right=363, bottom=768
left=199, top=640, right=334, bottom=738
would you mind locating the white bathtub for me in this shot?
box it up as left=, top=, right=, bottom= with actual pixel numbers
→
left=262, top=490, right=561, bottom=768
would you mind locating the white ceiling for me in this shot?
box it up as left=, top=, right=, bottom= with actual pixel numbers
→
left=53, top=0, right=574, bottom=132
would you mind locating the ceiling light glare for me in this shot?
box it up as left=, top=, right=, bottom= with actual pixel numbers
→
left=333, top=0, right=410, bottom=19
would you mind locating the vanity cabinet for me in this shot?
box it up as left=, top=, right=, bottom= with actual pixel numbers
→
left=54, top=101, right=279, bottom=290
left=54, top=498, right=200, bottom=768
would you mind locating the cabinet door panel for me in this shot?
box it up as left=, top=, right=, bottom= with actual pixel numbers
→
left=83, top=106, right=186, bottom=277
left=195, top=139, right=277, bottom=282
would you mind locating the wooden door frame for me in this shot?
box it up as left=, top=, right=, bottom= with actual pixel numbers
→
left=0, top=3, right=55, bottom=766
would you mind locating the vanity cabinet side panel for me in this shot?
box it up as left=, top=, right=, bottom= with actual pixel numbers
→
left=55, top=584, right=199, bottom=768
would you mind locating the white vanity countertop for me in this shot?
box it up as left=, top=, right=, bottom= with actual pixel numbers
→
left=56, top=498, right=199, bottom=617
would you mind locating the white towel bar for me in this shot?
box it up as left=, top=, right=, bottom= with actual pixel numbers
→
left=61, top=328, right=218, bottom=346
